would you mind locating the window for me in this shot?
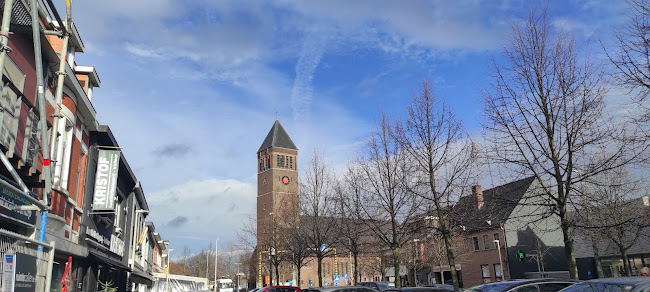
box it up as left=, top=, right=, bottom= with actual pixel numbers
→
left=538, top=283, right=573, bottom=292
left=481, top=264, right=490, bottom=282
left=512, top=285, right=539, bottom=292
left=288, top=156, right=294, bottom=169
left=53, top=117, right=74, bottom=189
left=473, top=237, right=480, bottom=251
left=464, top=238, right=472, bottom=252
left=266, top=153, right=271, bottom=169
left=493, top=263, right=502, bottom=281
left=0, top=57, right=24, bottom=154
left=483, top=234, right=490, bottom=249
left=494, top=233, right=500, bottom=249
left=277, top=155, right=285, bottom=167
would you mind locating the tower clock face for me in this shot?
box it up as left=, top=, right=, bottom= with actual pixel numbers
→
left=282, top=176, right=290, bottom=185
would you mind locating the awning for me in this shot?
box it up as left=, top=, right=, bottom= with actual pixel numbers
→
left=130, top=268, right=153, bottom=286
left=87, top=242, right=128, bottom=270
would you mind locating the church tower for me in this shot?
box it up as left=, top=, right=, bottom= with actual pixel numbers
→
left=257, top=120, right=299, bottom=246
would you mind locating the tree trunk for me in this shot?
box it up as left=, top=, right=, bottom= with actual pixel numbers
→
left=436, top=206, right=459, bottom=291
left=354, top=252, right=359, bottom=286
left=393, top=246, right=401, bottom=288
left=297, top=266, right=302, bottom=288
left=269, top=256, right=273, bottom=286
left=318, top=255, right=323, bottom=287
left=560, top=218, right=579, bottom=279
left=618, top=243, right=631, bottom=276
left=590, top=234, right=604, bottom=278
left=275, top=262, right=280, bottom=285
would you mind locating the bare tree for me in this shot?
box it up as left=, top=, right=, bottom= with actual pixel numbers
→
left=355, top=112, right=427, bottom=288
left=574, top=169, right=650, bottom=276
left=483, top=7, right=643, bottom=279
left=394, top=80, right=476, bottom=291
left=300, top=149, right=339, bottom=286
left=335, top=161, right=375, bottom=286
left=609, top=0, right=650, bottom=119
left=281, top=224, right=312, bottom=287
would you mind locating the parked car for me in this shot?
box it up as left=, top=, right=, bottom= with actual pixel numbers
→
left=304, top=286, right=380, bottom=292
left=423, top=285, right=454, bottom=291
left=358, top=282, right=395, bottom=291
left=463, top=279, right=579, bottom=292
left=558, top=277, right=650, bottom=292
left=385, top=286, right=454, bottom=292
left=256, top=286, right=302, bottom=292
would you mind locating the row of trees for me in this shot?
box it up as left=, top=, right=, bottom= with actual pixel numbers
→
left=177, top=2, right=650, bottom=289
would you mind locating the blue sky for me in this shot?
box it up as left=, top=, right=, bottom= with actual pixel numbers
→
left=65, top=0, right=630, bottom=252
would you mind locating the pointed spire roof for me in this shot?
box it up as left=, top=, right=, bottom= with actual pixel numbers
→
left=258, top=120, right=298, bottom=152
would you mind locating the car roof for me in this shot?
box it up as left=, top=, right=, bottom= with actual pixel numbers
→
left=580, top=277, right=650, bottom=285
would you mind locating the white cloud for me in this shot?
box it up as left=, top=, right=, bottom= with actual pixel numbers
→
left=147, top=179, right=256, bottom=248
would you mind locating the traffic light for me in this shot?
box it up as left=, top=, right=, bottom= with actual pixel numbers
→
left=517, top=250, right=525, bottom=261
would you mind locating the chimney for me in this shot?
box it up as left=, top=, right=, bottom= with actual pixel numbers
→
left=473, top=185, right=484, bottom=210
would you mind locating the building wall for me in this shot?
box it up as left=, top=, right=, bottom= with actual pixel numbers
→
left=454, top=228, right=508, bottom=287
left=504, top=180, right=567, bottom=279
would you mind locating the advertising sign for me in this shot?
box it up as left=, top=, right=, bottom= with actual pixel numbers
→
left=2, top=253, right=15, bottom=292
left=14, top=253, right=37, bottom=292
left=0, top=180, right=37, bottom=226
left=92, top=150, right=120, bottom=211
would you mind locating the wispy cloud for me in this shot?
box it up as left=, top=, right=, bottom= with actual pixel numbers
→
left=167, top=216, right=189, bottom=228
left=291, top=33, right=327, bottom=123
left=153, top=143, right=193, bottom=158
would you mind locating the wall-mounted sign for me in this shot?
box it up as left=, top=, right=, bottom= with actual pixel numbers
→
left=110, top=234, right=125, bottom=257
left=0, top=179, right=36, bottom=226
left=14, top=253, right=36, bottom=292
left=2, top=253, right=15, bottom=292
left=92, top=150, right=120, bottom=211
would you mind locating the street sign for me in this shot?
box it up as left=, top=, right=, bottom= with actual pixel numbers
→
left=320, top=244, right=328, bottom=252
left=289, top=281, right=294, bottom=286
left=344, top=273, right=348, bottom=280
left=334, top=275, right=341, bottom=286
left=309, top=280, right=313, bottom=286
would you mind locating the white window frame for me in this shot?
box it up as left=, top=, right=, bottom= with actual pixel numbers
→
left=52, top=116, right=74, bottom=189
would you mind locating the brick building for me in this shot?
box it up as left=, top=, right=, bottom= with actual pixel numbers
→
left=451, top=177, right=568, bottom=287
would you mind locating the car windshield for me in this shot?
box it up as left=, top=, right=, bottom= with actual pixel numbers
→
left=560, top=283, right=633, bottom=292
left=464, top=282, right=521, bottom=292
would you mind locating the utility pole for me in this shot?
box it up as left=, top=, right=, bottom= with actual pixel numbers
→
left=494, top=240, right=505, bottom=281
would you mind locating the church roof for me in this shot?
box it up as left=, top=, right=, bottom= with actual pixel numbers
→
left=258, top=120, right=298, bottom=152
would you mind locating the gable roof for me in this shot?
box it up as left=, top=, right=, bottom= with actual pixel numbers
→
left=258, top=120, right=298, bottom=152
left=454, top=176, right=536, bottom=232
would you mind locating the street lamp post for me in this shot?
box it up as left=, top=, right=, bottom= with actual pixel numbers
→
left=236, top=263, right=241, bottom=292
left=166, top=248, right=175, bottom=292
left=214, top=238, right=219, bottom=292
left=494, top=240, right=505, bottom=281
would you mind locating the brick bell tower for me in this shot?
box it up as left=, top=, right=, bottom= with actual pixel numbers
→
left=256, top=120, right=299, bottom=247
